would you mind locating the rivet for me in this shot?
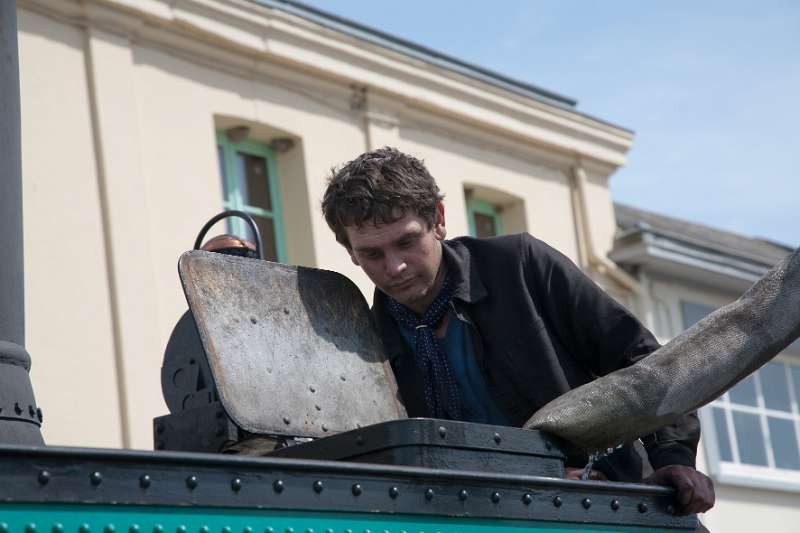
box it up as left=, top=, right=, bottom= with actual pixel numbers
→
left=79, top=524, right=91, bottom=533
left=25, top=524, right=36, bottom=533
left=305, top=529, right=313, bottom=533
left=283, top=417, right=291, bottom=425
left=545, top=440, right=552, bottom=450
left=0, top=522, right=8, bottom=533
left=29, top=405, right=36, bottom=417
left=53, top=524, right=64, bottom=533
left=493, top=432, right=502, bottom=444
left=522, top=493, right=533, bottom=505
left=582, top=498, right=592, bottom=509
left=14, top=402, right=22, bottom=415
left=153, top=525, right=164, bottom=533
left=315, top=405, right=322, bottom=411
left=458, top=489, right=468, bottom=501
left=139, top=474, right=152, bottom=488
left=155, top=440, right=165, bottom=450
left=156, top=424, right=165, bottom=435
left=273, top=479, right=284, bottom=493
left=250, top=316, right=257, bottom=324
left=177, top=527, right=187, bottom=533
left=340, top=375, right=346, bottom=381
left=199, top=527, right=209, bottom=533
left=243, top=527, right=252, bottom=533
left=491, top=492, right=501, bottom=503
left=356, top=436, right=365, bottom=446
left=284, top=529, right=292, bottom=533
left=90, top=471, right=103, bottom=486
left=283, top=308, right=289, bottom=315
left=222, top=528, right=231, bottom=533
left=186, top=475, right=198, bottom=490
left=666, top=504, right=676, bottom=515
left=388, top=486, right=399, bottom=499
left=309, top=386, right=316, bottom=393
left=38, top=470, right=51, bottom=485
left=231, top=478, right=242, bottom=492
left=351, top=483, right=362, bottom=496
left=638, top=502, right=649, bottom=513
left=129, top=526, right=140, bottom=533
left=265, top=529, right=274, bottom=533
left=425, top=488, right=434, bottom=501
left=322, top=424, right=328, bottom=432
left=553, top=496, right=563, bottom=508
left=611, top=499, right=620, bottom=511
left=313, top=480, right=324, bottom=493
left=37, top=407, right=43, bottom=422
left=437, top=426, right=447, bottom=438
left=105, top=525, right=115, bottom=533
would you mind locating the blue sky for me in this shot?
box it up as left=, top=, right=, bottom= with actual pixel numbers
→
left=303, top=0, right=799, bottom=248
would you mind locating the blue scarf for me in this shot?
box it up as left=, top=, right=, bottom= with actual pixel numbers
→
left=385, top=274, right=463, bottom=419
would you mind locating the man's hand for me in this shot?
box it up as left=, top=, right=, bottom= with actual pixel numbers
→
left=564, top=467, right=608, bottom=481
left=645, top=465, right=715, bottom=515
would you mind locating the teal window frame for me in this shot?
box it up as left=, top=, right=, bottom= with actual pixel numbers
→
left=467, top=198, right=504, bottom=238
left=216, top=130, right=287, bottom=262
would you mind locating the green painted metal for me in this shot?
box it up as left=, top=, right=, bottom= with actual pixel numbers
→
left=466, top=198, right=504, bottom=238
left=215, top=131, right=287, bottom=262
left=0, top=504, right=691, bottom=533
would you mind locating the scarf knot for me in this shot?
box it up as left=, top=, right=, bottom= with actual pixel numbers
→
left=386, top=274, right=462, bottom=419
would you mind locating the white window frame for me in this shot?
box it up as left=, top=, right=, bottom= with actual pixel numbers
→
left=647, top=280, right=800, bottom=492
left=700, top=351, right=800, bottom=492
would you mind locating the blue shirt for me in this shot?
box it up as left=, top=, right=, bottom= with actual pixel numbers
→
left=398, top=314, right=510, bottom=425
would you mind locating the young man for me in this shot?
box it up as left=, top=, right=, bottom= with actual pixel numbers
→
left=321, top=147, right=714, bottom=514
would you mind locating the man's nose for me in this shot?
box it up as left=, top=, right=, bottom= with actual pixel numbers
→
left=386, top=253, right=407, bottom=276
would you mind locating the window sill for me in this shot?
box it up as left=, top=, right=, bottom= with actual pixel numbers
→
left=712, top=463, right=800, bottom=492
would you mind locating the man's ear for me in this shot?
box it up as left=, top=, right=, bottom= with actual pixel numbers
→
left=433, top=201, right=447, bottom=241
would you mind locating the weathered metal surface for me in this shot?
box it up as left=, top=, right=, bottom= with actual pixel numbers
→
left=178, top=251, right=406, bottom=439
left=271, top=418, right=566, bottom=478
left=0, top=444, right=697, bottom=530
left=527, top=247, right=800, bottom=451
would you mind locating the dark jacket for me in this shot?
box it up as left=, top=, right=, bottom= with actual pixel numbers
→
left=372, top=233, right=700, bottom=481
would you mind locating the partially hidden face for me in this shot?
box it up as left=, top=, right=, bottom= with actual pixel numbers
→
left=345, top=203, right=447, bottom=315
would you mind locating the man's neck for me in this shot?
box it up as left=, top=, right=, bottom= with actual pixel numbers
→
left=408, top=259, right=448, bottom=317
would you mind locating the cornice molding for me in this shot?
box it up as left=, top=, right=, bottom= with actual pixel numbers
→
left=20, top=0, right=633, bottom=167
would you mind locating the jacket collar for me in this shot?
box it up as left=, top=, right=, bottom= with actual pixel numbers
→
left=442, top=239, right=488, bottom=304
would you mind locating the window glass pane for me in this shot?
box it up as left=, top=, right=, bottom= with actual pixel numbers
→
left=217, top=145, right=228, bottom=201
left=680, top=301, right=715, bottom=329
left=768, top=417, right=800, bottom=470
left=473, top=212, right=497, bottom=238
left=729, top=375, right=758, bottom=407
left=236, top=152, right=272, bottom=211
left=241, top=215, right=278, bottom=262
left=761, top=362, right=791, bottom=412
left=712, top=407, right=733, bottom=461
left=733, top=411, right=768, bottom=466
left=791, top=366, right=800, bottom=406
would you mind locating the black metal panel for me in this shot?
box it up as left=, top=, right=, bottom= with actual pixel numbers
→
left=153, top=403, right=239, bottom=453
left=0, top=444, right=696, bottom=530
left=271, top=419, right=566, bottom=477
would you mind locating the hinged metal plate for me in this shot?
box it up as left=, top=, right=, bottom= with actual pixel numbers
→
left=178, top=251, right=406, bottom=439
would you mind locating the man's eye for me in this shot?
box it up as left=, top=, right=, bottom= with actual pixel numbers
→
left=397, top=239, right=412, bottom=248
left=363, top=251, right=382, bottom=260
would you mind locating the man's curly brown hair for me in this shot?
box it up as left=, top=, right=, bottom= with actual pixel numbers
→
left=322, top=147, right=444, bottom=248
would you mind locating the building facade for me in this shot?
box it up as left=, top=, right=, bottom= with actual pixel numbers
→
left=15, top=0, right=797, bottom=530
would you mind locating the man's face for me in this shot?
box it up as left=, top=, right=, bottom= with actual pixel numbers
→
left=346, top=203, right=447, bottom=315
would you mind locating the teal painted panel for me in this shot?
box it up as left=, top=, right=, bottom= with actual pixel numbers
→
left=0, top=504, right=689, bottom=533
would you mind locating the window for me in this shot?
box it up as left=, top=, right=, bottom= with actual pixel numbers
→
left=216, top=131, right=286, bottom=262
left=467, top=198, right=503, bottom=238
left=683, top=300, right=800, bottom=490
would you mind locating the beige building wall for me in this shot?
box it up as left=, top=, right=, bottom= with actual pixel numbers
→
left=17, top=0, right=633, bottom=452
